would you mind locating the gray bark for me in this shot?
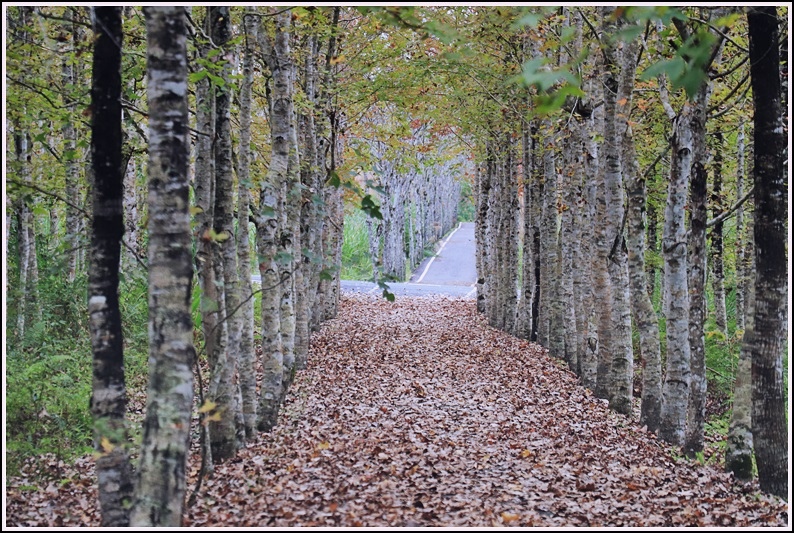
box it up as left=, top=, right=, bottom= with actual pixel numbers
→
left=659, top=102, right=694, bottom=446
left=237, top=7, right=257, bottom=439
left=734, top=122, right=747, bottom=331
left=726, top=235, right=754, bottom=480
left=625, top=125, right=662, bottom=433
left=131, top=8, right=194, bottom=525
left=209, top=5, right=243, bottom=461
left=709, top=130, right=728, bottom=335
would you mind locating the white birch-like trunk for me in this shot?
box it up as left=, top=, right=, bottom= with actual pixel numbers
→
left=131, top=8, right=194, bottom=524
left=237, top=7, right=257, bottom=439
left=659, top=103, right=694, bottom=446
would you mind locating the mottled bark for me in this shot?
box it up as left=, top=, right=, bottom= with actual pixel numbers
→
left=726, top=241, right=755, bottom=480
left=659, top=103, right=693, bottom=446
left=517, top=119, right=538, bottom=341
left=279, top=10, right=300, bottom=394
left=131, top=8, right=194, bottom=525
left=747, top=6, right=788, bottom=500
left=709, top=130, right=727, bottom=335
left=62, top=29, right=81, bottom=281
left=580, top=101, right=601, bottom=390
left=295, top=32, right=319, bottom=368
left=538, top=120, right=558, bottom=350
left=209, top=5, right=243, bottom=461
left=601, top=13, right=635, bottom=415
left=734, top=122, right=747, bottom=331
left=257, top=9, right=297, bottom=426
left=237, top=8, right=258, bottom=439
left=684, top=157, right=708, bottom=456
left=193, top=7, right=217, bottom=473
left=625, top=126, right=662, bottom=433
left=475, top=159, right=490, bottom=314
left=88, top=7, right=133, bottom=526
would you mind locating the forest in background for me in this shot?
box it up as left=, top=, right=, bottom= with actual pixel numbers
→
left=4, top=5, right=789, bottom=526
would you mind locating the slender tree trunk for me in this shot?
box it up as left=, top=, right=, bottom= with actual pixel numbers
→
left=131, top=8, right=194, bottom=524
left=280, top=12, right=301, bottom=395
left=659, top=102, right=693, bottom=446
left=62, top=30, right=81, bottom=281
left=726, top=233, right=755, bottom=479
left=709, top=129, right=727, bottom=335
left=625, top=125, right=662, bottom=433
left=602, top=13, right=635, bottom=415
left=88, top=7, right=133, bottom=526
left=747, top=6, right=788, bottom=500
left=193, top=7, right=217, bottom=474
left=580, top=103, right=600, bottom=389
left=684, top=156, right=708, bottom=456
left=734, top=121, right=747, bottom=331
left=475, top=159, right=490, bottom=314
left=236, top=8, right=258, bottom=439
left=209, top=5, right=243, bottom=461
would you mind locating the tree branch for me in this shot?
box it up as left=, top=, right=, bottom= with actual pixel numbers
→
left=707, top=185, right=754, bottom=228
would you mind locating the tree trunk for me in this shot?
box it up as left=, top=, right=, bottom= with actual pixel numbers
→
left=88, top=7, right=133, bottom=526
left=684, top=156, right=708, bottom=456
left=709, top=129, right=727, bottom=335
left=192, top=7, right=217, bottom=474
left=602, top=12, right=635, bottom=415
left=726, top=230, right=755, bottom=480
left=625, top=125, right=662, bottom=433
left=62, top=26, right=81, bottom=281
left=236, top=7, right=258, bottom=440
left=734, top=121, right=747, bottom=332
left=209, top=5, right=243, bottom=461
left=131, top=8, right=194, bottom=525
left=659, top=102, right=693, bottom=446
left=747, top=6, right=788, bottom=500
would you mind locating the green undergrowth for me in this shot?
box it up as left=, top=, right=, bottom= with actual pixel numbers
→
left=5, top=267, right=150, bottom=477
left=341, top=207, right=374, bottom=280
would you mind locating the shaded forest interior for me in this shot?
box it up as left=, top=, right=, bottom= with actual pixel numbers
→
left=4, top=5, right=790, bottom=527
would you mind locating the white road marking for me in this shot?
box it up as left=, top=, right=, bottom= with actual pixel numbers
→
left=415, top=222, right=462, bottom=284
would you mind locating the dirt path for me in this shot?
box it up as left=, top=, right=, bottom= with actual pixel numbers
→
left=5, top=295, right=788, bottom=527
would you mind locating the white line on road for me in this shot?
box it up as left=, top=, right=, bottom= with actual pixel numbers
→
left=415, top=222, right=462, bottom=284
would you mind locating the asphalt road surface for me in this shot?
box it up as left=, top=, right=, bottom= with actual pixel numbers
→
left=252, top=222, right=478, bottom=299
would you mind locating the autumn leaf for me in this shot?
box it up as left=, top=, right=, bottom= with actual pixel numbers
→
left=198, top=400, right=217, bottom=414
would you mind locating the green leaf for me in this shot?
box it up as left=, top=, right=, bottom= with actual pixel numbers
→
left=189, top=70, right=208, bottom=83
left=640, top=57, right=686, bottom=82
left=275, top=251, right=293, bottom=266
left=326, top=171, right=341, bottom=188
left=511, top=12, right=542, bottom=29
left=361, top=194, right=383, bottom=220
left=611, top=23, right=644, bottom=44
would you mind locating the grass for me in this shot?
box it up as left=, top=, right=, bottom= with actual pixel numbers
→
left=5, top=267, right=151, bottom=477
left=341, top=207, right=374, bottom=280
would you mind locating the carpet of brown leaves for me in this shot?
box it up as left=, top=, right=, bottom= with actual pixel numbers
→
left=5, top=294, right=789, bottom=527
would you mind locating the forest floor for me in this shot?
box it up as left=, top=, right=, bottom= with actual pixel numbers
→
left=5, top=294, right=789, bottom=528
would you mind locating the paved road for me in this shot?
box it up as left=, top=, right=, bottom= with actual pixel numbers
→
left=251, top=222, right=478, bottom=299
left=409, top=222, right=477, bottom=286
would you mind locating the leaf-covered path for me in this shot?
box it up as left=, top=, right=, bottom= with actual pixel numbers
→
left=5, top=295, right=788, bottom=527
